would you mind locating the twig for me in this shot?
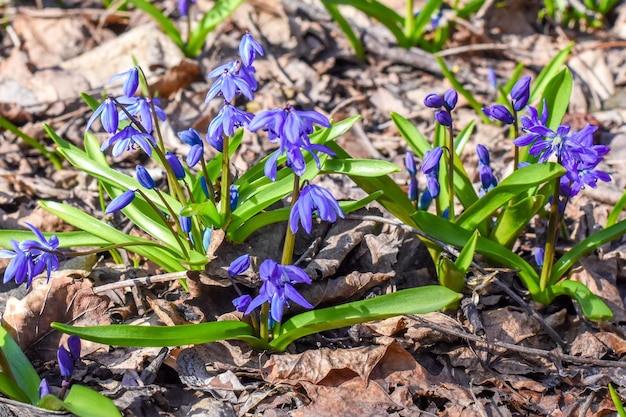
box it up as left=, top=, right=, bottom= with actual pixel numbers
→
left=93, top=270, right=198, bottom=294
left=435, top=43, right=510, bottom=58
left=412, top=315, right=626, bottom=368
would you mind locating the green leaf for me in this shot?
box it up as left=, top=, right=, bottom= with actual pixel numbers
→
left=550, top=280, right=612, bottom=321
left=321, top=1, right=365, bottom=61
left=529, top=42, right=573, bottom=105
left=609, top=383, right=626, bottom=417
left=456, top=162, right=565, bottom=232
left=454, top=119, right=476, bottom=155
left=62, top=385, right=122, bottom=417
left=0, top=231, right=110, bottom=250
left=321, top=158, right=400, bottom=177
left=52, top=320, right=270, bottom=351
left=270, top=286, right=461, bottom=351
left=186, top=0, right=245, bottom=57
left=551, top=218, right=626, bottom=285
left=40, top=201, right=189, bottom=272
left=125, top=0, right=184, bottom=50
left=0, top=372, right=31, bottom=403
left=412, top=211, right=541, bottom=295
left=408, top=0, right=443, bottom=45
left=80, top=92, right=102, bottom=111
left=489, top=195, right=546, bottom=248
left=455, top=230, right=478, bottom=274
left=541, top=67, right=572, bottom=130
left=607, top=189, right=626, bottom=227
left=0, top=325, right=40, bottom=404
left=183, top=199, right=222, bottom=228
left=228, top=190, right=384, bottom=243
left=435, top=56, right=489, bottom=122
left=437, top=257, right=465, bottom=293
left=322, top=0, right=407, bottom=46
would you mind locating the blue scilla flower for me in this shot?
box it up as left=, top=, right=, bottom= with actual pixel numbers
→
left=248, top=105, right=333, bottom=180
left=86, top=97, right=118, bottom=134
left=117, top=96, right=166, bottom=134
left=476, top=144, right=497, bottom=195
left=101, top=125, right=156, bottom=157
left=108, top=67, right=139, bottom=98
left=404, top=151, right=417, bottom=177
left=421, top=147, right=443, bottom=198
left=561, top=158, right=611, bottom=198
left=228, top=254, right=251, bottom=277
left=443, top=89, right=458, bottom=112
left=57, top=346, right=74, bottom=378
left=0, top=223, right=60, bottom=288
left=483, top=104, right=515, bottom=125
left=232, top=294, right=252, bottom=312
left=239, top=32, right=264, bottom=67
left=165, top=152, right=186, bottom=180
left=178, top=0, right=196, bottom=16
left=136, top=165, right=155, bottom=189
left=39, top=379, right=51, bottom=399
left=207, top=103, right=254, bottom=152
left=423, top=93, right=444, bottom=109
left=230, top=185, right=239, bottom=211
left=435, top=110, right=452, bottom=127
left=244, top=259, right=313, bottom=323
left=510, top=76, right=531, bottom=112
left=289, top=183, right=344, bottom=234
left=105, top=189, right=135, bottom=214
left=206, top=61, right=255, bottom=103
left=178, top=128, right=204, bottom=167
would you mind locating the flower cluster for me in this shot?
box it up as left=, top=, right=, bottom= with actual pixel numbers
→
left=0, top=223, right=60, bottom=288
left=514, top=105, right=610, bottom=198
left=230, top=257, right=313, bottom=323
left=423, top=89, right=458, bottom=127
left=482, top=76, right=531, bottom=125
left=476, top=144, right=497, bottom=196
left=290, top=183, right=344, bottom=234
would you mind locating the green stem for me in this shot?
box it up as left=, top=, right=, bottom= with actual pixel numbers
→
left=281, top=176, right=301, bottom=265
left=220, top=135, right=231, bottom=221
left=260, top=303, right=269, bottom=342
left=200, top=157, right=215, bottom=203
left=447, top=123, right=455, bottom=221
left=136, top=189, right=190, bottom=261
left=539, top=176, right=561, bottom=291
left=405, top=0, right=415, bottom=41
left=512, top=112, right=520, bottom=171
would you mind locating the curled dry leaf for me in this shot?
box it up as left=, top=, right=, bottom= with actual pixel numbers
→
left=2, top=275, right=111, bottom=361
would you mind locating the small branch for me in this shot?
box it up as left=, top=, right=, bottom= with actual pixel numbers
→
left=93, top=270, right=198, bottom=294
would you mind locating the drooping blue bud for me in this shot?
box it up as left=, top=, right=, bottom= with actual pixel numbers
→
left=232, top=294, right=252, bottom=312
left=511, top=76, right=531, bottom=111
left=39, top=379, right=51, bottom=398
left=105, top=190, right=135, bottom=214
left=424, top=93, right=444, bottom=108
left=165, top=152, right=186, bottom=180
left=57, top=347, right=74, bottom=378
left=228, top=254, right=251, bottom=277
left=180, top=215, right=192, bottom=234
left=230, top=185, right=239, bottom=211
left=177, top=128, right=203, bottom=146
left=443, top=89, right=458, bottom=111
left=408, top=176, right=418, bottom=202
left=435, top=110, right=452, bottom=127
left=483, top=104, right=514, bottom=125
left=67, top=335, right=81, bottom=361
left=404, top=151, right=417, bottom=177
left=136, top=165, right=155, bottom=189
left=476, top=144, right=490, bottom=166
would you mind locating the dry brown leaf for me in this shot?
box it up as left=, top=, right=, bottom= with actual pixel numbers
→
left=482, top=306, right=541, bottom=345
left=2, top=276, right=110, bottom=361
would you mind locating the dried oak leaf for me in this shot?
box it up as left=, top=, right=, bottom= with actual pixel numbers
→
left=2, top=276, right=111, bottom=361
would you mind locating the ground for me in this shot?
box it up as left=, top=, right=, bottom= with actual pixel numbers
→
left=2, top=0, right=626, bottom=416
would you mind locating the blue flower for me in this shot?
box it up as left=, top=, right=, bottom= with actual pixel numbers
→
left=1, top=223, right=60, bottom=288
left=423, top=93, right=444, bottom=109
left=117, top=96, right=166, bottom=134
left=404, top=151, right=417, bottom=177
left=228, top=254, right=250, bottom=277
left=248, top=105, right=333, bottom=179
left=232, top=294, right=252, bottom=312
left=178, top=0, right=196, bottom=16
left=245, top=259, right=313, bottom=323
left=105, top=190, right=136, bottom=214
left=487, top=67, right=498, bottom=89
left=290, top=183, right=344, bottom=234
left=101, top=125, right=155, bottom=157
left=534, top=247, right=545, bottom=266
left=421, top=147, right=443, bottom=198
left=483, top=104, right=515, bottom=125
left=443, top=89, right=458, bottom=112
left=230, top=185, right=239, bottom=211
left=206, top=61, right=255, bottom=103
left=476, top=144, right=490, bottom=165
left=57, top=346, right=74, bottom=378
left=239, top=32, right=264, bottom=67
left=408, top=176, right=418, bottom=202
left=39, top=379, right=51, bottom=399
left=207, top=103, right=253, bottom=152
left=435, top=110, right=452, bottom=127
left=86, top=97, right=118, bottom=134
left=108, top=67, right=139, bottom=97
left=476, top=144, right=497, bottom=195
left=178, top=128, right=205, bottom=167
left=165, top=152, right=186, bottom=180
left=510, top=76, right=531, bottom=112
left=136, top=165, right=155, bottom=189
left=180, top=215, right=192, bottom=234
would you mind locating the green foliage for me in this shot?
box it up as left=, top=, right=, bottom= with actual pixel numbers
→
left=123, top=0, right=244, bottom=57
left=53, top=286, right=461, bottom=352
left=609, top=383, right=626, bottom=417
left=540, top=0, right=619, bottom=29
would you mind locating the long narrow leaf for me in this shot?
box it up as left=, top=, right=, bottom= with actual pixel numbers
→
left=321, top=158, right=400, bottom=177
left=126, top=0, right=184, bottom=50
left=529, top=42, right=573, bottom=105
left=489, top=195, right=546, bottom=248
left=52, top=320, right=269, bottom=350
left=271, top=286, right=461, bottom=351
left=62, top=385, right=122, bottom=417
left=2, top=115, right=62, bottom=169
left=542, top=67, right=572, bottom=130
left=0, top=325, right=40, bottom=404
left=321, top=1, right=365, bottom=61
left=408, top=0, right=443, bottom=45
left=550, top=280, right=612, bottom=321
left=0, top=231, right=110, bottom=250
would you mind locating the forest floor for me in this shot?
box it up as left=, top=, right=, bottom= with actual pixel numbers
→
left=3, top=0, right=626, bottom=416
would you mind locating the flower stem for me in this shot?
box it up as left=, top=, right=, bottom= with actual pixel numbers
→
left=512, top=114, right=520, bottom=171
left=404, top=0, right=415, bottom=43
left=447, top=124, right=455, bottom=221
left=539, top=176, right=561, bottom=291
left=281, top=176, right=301, bottom=265
left=220, top=135, right=231, bottom=222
